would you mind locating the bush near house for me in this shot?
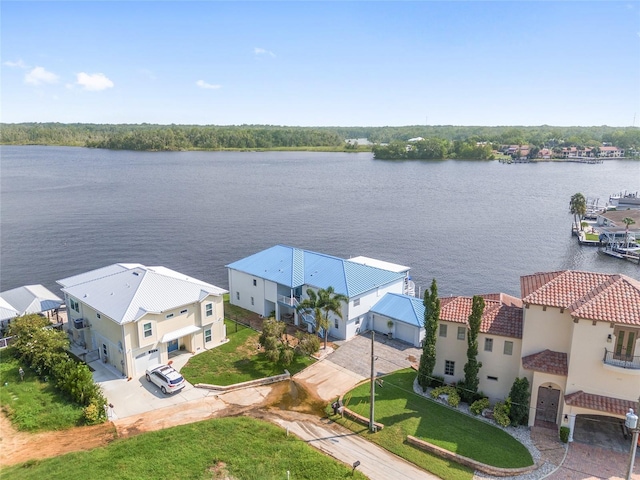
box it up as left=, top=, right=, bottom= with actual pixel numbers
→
left=470, top=398, right=490, bottom=416
left=6, top=314, right=107, bottom=426
left=492, top=401, right=511, bottom=427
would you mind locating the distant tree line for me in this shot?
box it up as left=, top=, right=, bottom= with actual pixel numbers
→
left=372, top=138, right=495, bottom=160
left=1, top=123, right=638, bottom=154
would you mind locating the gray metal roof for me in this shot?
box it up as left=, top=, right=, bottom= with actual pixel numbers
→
left=0, top=284, right=63, bottom=316
left=0, top=297, right=19, bottom=322
left=370, top=293, right=425, bottom=328
left=226, top=245, right=407, bottom=297
left=58, top=264, right=227, bottom=325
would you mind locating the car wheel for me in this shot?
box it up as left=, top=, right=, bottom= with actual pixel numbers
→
left=161, top=386, right=167, bottom=394
left=146, top=374, right=151, bottom=382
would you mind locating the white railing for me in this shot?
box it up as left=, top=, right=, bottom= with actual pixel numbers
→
left=277, top=294, right=296, bottom=306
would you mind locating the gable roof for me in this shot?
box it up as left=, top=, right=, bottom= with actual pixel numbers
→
left=438, top=295, right=523, bottom=338
left=521, top=349, right=568, bottom=376
left=0, top=285, right=63, bottom=316
left=521, top=270, right=640, bottom=325
left=0, top=297, right=19, bottom=322
left=226, top=245, right=407, bottom=298
left=370, top=293, right=425, bottom=328
left=57, top=264, right=227, bottom=325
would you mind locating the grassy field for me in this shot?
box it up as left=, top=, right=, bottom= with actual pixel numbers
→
left=180, top=320, right=314, bottom=385
left=332, top=369, right=533, bottom=480
left=1, top=416, right=367, bottom=480
left=0, top=350, right=85, bottom=431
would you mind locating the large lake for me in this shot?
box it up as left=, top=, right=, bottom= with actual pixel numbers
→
left=1, top=146, right=639, bottom=298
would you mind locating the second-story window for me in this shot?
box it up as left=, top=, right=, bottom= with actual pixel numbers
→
left=143, top=322, right=152, bottom=338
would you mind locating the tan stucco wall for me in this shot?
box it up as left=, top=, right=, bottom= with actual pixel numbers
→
left=434, top=321, right=468, bottom=383
left=477, top=334, right=523, bottom=403
left=567, top=320, right=639, bottom=401
left=521, top=305, right=573, bottom=358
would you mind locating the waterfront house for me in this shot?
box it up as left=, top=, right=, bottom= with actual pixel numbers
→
left=519, top=270, right=640, bottom=442
left=596, top=210, right=640, bottom=234
left=599, top=146, right=625, bottom=158
left=57, top=264, right=227, bottom=378
left=226, top=245, right=412, bottom=341
left=0, top=284, right=63, bottom=328
left=433, top=293, right=523, bottom=403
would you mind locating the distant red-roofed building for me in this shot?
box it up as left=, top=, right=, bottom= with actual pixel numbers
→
left=519, top=270, right=640, bottom=441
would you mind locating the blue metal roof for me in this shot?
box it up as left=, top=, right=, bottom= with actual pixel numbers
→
left=370, top=293, right=425, bottom=328
left=226, top=245, right=406, bottom=297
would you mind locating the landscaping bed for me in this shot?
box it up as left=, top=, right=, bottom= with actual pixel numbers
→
left=331, top=368, right=533, bottom=480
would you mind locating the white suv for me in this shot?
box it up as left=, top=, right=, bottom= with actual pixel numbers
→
left=145, top=364, right=185, bottom=394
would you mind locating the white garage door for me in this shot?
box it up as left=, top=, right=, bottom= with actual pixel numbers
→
left=395, top=323, right=417, bottom=346
left=134, top=348, right=161, bottom=376
left=373, top=315, right=390, bottom=335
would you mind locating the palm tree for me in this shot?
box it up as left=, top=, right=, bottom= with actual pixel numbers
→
left=570, top=193, right=587, bottom=233
left=296, top=286, right=347, bottom=350
left=623, top=217, right=636, bottom=247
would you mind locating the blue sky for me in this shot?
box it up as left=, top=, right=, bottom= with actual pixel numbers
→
left=2, top=1, right=639, bottom=127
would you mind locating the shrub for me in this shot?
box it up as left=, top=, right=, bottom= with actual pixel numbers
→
left=508, top=377, right=530, bottom=426
left=559, top=426, right=570, bottom=443
left=493, top=401, right=511, bottom=427
left=430, top=386, right=460, bottom=407
left=470, top=397, right=490, bottom=416
left=294, top=332, right=320, bottom=356
left=429, top=375, right=445, bottom=388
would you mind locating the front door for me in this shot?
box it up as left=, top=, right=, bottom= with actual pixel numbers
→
left=615, top=329, right=636, bottom=360
left=536, top=386, right=561, bottom=424
left=168, top=339, right=179, bottom=353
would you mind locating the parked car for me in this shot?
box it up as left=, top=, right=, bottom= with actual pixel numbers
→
left=145, top=364, right=185, bottom=394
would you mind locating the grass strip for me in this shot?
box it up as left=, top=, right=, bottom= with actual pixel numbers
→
left=2, top=416, right=367, bottom=480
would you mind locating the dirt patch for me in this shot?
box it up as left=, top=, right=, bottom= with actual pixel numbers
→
left=0, top=413, right=117, bottom=467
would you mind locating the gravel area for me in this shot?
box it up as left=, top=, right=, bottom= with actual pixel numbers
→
left=411, top=379, right=565, bottom=480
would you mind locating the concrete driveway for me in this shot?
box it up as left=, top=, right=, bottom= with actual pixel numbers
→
left=91, top=353, right=212, bottom=419
left=328, top=331, right=422, bottom=378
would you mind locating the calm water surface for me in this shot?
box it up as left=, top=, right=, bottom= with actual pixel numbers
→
left=1, top=146, right=639, bottom=297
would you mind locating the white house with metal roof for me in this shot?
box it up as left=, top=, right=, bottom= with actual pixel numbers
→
left=0, top=284, right=63, bottom=328
left=57, top=263, right=227, bottom=378
left=226, top=245, right=413, bottom=341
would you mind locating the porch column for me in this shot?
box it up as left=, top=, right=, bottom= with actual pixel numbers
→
left=568, top=414, right=576, bottom=442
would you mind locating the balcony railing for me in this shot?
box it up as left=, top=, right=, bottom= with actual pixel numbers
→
left=603, top=348, right=640, bottom=370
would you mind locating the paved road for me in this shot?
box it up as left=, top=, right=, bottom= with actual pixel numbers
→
left=271, top=414, right=439, bottom=480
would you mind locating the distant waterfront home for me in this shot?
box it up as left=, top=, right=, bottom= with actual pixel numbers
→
left=598, top=146, right=624, bottom=157
left=57, top=264, right=227, bottom=378
left=596, top=210, right=640, bottom=237
left=519, top=271, right=640, bottom=442
left=226, top=245, right=413, bottom=341
left=433, top=293, right=524, bottom=403
left=0, top=284, right=63, bottom=329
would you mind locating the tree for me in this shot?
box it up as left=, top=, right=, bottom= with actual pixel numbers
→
left=296, top=286, right=347, bottom=350
left=508, top=377, right=530, bottom=426
left=259, top=317, right=293, bottom=365
left=9, top=314, right=69, bottom=375
left=623, top=217, right=636, bottom=231
left=569, top=193, right=587, bottom=232
left=417, top=279, right=440, bottom=391
left=461, top=295, right=484, bottom=403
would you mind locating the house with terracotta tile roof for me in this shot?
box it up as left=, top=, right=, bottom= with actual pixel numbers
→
left=433, top=293, right=524, bottom=402
left=519, top=270, right=640, bottom=441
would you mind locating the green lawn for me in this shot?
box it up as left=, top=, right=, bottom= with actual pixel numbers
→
left=180, top=321, right=314, bottom=385
left=1, top=416, right=367, bottom=480
left=0, top=350, right=85, bottom=431
left=332, top=369, right=533, bottom=480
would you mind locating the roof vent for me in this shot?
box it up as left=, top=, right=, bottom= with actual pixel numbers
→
left=132, top=272, right=139, bottom=276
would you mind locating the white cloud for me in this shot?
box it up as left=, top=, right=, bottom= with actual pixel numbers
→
left=196, top=80, right=221, bottom=90
left=25, top=66, right=59, bottom=85
left=4, top=59, right=28, bottom=69
left=254, top=47, right=276, bottom=58
left=76, top=72, right=114, bottom=91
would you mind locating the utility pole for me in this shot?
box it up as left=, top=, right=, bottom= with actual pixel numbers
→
left=369, top=332, right=376, bottom=433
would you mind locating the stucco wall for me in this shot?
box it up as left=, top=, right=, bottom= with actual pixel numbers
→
left=521, top=305, right=573, bottom=357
